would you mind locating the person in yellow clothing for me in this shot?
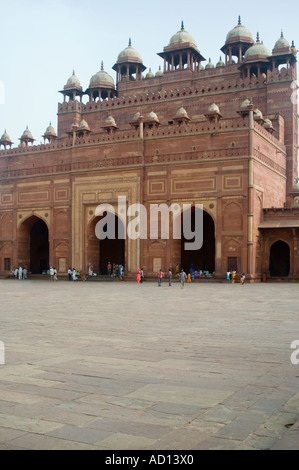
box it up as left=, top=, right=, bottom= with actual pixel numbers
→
left=232, top=271, right=236, bottom=283
left=187, top=272, right=191, bottom=283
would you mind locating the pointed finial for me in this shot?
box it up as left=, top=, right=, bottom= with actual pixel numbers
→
left=238, top=15, right=241, bottom=25
left=72, top=69, right=75, bottom=76
left=181, top=20, right=184, bottom=31
left=256, top=32, right=260, bottom=43
left=128, top=37, right=132, bottom=47
left=101, top=61, right=104, bottom=70
left=281, top=30, right=284, bottom=38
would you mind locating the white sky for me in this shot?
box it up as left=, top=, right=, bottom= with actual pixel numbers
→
left=1, top=0, right=298, bottom=144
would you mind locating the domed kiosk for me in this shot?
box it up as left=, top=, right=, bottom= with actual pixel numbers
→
left=221, top=16, right=254, bottom=64
left=113, top=38, right=146, bottom=83
left=158, top=21, right=205, bottom=72
left=59, top=70, right=84, bottom=102
left=86, top=62, right=117, bottom=101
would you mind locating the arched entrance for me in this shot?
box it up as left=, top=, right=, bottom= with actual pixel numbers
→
left=270, top=240, right=290, bottom=277
left=87, top=213, right=125, bottom=275
left=181, top=208, right=215, bottom=273
left=18, top=216, right=49, bottom=273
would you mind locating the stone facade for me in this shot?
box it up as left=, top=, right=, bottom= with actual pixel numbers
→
left=0, top=20, right=298, bottom=280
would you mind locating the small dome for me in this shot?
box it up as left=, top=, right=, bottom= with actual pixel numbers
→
left=146, top=68, right=155, bottom=79
left=155, top=66, right=164, bottom=77
left=254, top=108, right=263, bottom=119
left=226, top=16, right=254, bottom=44
left=106, top=115, right=116, bottom=126
left=208, top=103, right=220, bottom=113
left=90, top=62, right=114, bottom=87
left=1, top=129, right=12, bottom=142
left=133, top=112, right=141, bottom=120
left=175, top=107, right=188, bottom=117
left=205, top=58, right=214, bottom=69
left=241, top=98, right=252, bottom=108
left=274, top=31, right=290, bottom=50
left=263, top=119, right=274, bottom=131
left=44, top=122, right=56, bottom=136
left=216, top=56, right=225, bottom=68
left=147, top=111, right=158, bottom=120
left=66, top=70, right=81, bottom=88
left=117, top=38, right=143, bottom=63
left=79, top=119, right=90, bottom=131
left=169, top=21, right=197, bottom=47
left=244, top=33, right=271, bottom=59
left=22, top=126, right=34, bottom=139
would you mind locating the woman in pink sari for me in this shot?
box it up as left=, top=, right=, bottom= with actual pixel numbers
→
left=137, top=268, right=141, bottom=283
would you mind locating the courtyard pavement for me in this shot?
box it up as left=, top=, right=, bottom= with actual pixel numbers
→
left=0, top=278, right=298, bottom=451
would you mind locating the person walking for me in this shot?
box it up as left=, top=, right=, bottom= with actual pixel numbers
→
left=49, top=266, right=54, bottom=281
left=137, top=268, right=141, bottom=284
left=18, top=266, right=23, bottom=280
left=157, top=269, right=164, bottom=287
left=140, top=268, right=144, bottom=283
left=168, top=269, right=172, bottom=286
left=179, top=269, right=187, bottom=289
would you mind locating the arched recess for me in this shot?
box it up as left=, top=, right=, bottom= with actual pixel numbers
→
left=223, top=202, right=243, bottom=231
left=223, top=238, right=242, bottom=272
left=181, top=207, right=215, bottom=273
left=270, top=240, right=290, bottom=277
left=18, top=216, right=49, bottom=273
left=86, top=212, right=125, bottom=275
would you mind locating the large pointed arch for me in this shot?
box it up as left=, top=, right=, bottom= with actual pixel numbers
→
left=87, top=212, right=125, bottom=275
left=18, top=215, right=49, bottom=273
left=180, top=207, right=215, bottom=273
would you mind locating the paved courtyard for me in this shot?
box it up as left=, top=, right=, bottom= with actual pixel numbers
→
left=0, top=278, right=298, bottom=450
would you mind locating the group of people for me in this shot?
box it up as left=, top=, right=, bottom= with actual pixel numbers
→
left=49, top=266, right=58, bottom=281
left=226, top=270, right=246, bottom=284
left=67, top=267, right=85, bottom=281
left=107, top=262, right=124, bottom=280
left=136, top=267, right=188, bottom=289
left=157, top=268, right=188, bottom=289
left=13, top=266, right=28, bottom=279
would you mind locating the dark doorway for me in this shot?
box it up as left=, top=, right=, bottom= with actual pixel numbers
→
left=99, top=213, right=125, bottom=273
left=30, top=219, right=49, bottom=273
left=270, top=240, right=290, bottom=277
left=87, top=213, right=125, bottom=274
left=181, top=208, right=215, bottom=273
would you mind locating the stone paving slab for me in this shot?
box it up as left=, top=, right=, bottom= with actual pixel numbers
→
left=0, top=279, right=298, bottom=450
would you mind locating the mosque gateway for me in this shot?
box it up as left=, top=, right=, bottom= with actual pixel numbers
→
left=0, top=19, right=298, bottom=280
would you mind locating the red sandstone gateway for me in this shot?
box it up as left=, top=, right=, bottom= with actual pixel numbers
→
left=0, top=19, right=298, bottom=281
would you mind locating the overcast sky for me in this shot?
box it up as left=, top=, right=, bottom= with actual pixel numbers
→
left=1, top=0, right=298, bottom=144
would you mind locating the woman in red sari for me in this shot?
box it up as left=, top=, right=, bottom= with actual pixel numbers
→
left=137, top=268, right=141, bottom=283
